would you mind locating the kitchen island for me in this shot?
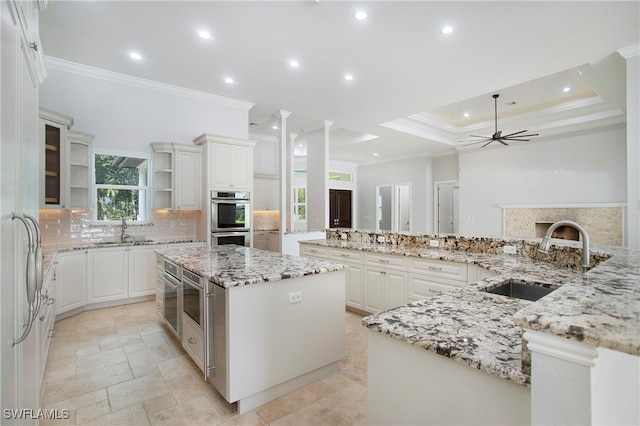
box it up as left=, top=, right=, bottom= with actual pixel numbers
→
left=300, top=229, right=640, bottom=425
left=155, top=245, right=347, bottom=414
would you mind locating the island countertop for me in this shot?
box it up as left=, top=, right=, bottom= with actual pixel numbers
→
left=156, top=245, right=346, bottom=289
left=300, top=233, right=640, bottom=386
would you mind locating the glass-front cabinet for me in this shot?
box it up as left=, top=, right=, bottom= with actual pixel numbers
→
left=39, top=108, right=94, bottom=210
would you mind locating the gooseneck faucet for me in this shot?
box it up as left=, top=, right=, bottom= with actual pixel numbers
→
left=121, top=218, right=129, bottom=242
left=538, top=220, right=591, bottom=271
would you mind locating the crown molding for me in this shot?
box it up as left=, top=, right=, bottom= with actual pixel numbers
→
left=44, top=56, right=255, bottom=111
left=617, top=43, right=639, bottom=59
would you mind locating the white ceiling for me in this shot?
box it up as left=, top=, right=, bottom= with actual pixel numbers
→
left=39, top=1, right=639, bottom=165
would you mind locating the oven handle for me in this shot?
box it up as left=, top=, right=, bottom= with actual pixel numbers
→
left=162, top=273, right=181, bottom=289
left=212, top=199, right=250, bottom=204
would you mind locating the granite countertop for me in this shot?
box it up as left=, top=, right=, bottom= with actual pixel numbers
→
left=41, top=239, right=205, bottom=278
left=156, top=245, right=346, bottom=289
left=299, top=237, right=640, bottom=386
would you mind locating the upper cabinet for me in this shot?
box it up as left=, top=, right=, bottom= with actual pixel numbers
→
left=151, top=142, right=202, bottom=210
left=8, top=0, right=47, bottom=87
left=40, top=107, right=94, bottom=210
left=253, top=174, right=279, bottom=211
left=193, top=134, right=256, bottom=192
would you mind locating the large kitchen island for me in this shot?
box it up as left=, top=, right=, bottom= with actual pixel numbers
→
left=155, top=245, right=347, bottom=414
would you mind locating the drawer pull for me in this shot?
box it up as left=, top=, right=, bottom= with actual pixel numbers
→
left=340, top=254, right=349, bottom=258
left=188, top=337, right=196, bottom=345
left=428, top=266, right=443, bottom=271
left=378, top=259, right=390, bottom=263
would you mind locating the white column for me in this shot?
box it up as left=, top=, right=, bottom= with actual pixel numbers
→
left=288, top=132, right=298, bottom=232
left=306, top=120, right=333, bottom=230
left=277, top=110, right=291, bottom=246
left=618, top=44, right=640, bottom=249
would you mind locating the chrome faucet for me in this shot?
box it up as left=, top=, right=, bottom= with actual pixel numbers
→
left=120, top=218, right=130, bottom=242
left=538, top=220, right=591, bottom=271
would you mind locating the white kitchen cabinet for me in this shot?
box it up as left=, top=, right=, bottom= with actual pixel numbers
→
left=37, top=262, right=57, bottom=389
left=39, top=108, right=94, bottom=210
left=253, top=174, right=279, bottom=211
left=193, top=134, right=256, bottom=191
left=55, top=250, right=87, bottom=314
left=253, top=231, right=269, bottom=250
left=151, top=142, right=202, bottom=210
left=268, top=232, right=280, bottom=253
left=363, top=266, right=407, bottom=313
left=128, top=245, right=163, bottom=297
left=175, top=146, right=202, bottom=210
left=299, top=244, right=329, bottom=259
left=87, top=247, right=128, bottom=303
left=467, top=264, right=499, bottom=284
left=182, top=313, right=204, bottom=371
left=331, top=248, right=364, bottom=310
left=408, top=273, right=466, bottom=301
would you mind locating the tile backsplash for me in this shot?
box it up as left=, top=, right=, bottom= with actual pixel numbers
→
left=253, top=210, right=280, bottom=231
left=39, top=209, right=200, bottom=247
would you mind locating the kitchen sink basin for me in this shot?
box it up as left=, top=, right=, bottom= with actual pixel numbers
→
left=485, top=280, right=559, bottom=301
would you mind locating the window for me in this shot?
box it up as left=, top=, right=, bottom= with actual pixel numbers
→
left=293, top=186, right=307, bottom=222
left=94, top=151, right=150, bottom=222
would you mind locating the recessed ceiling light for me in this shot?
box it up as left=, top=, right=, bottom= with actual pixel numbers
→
left=272, top=125, right=279, bottom=130
left=197, top=30, right=211, bottom=40
left=344, top=74, right=354, bottom=81
left=298, top=144, right=303, bottom=147
left=373, top=153, right=379, bottom=157
left=563, top=87, right=571, bottom=92
left=224, top=77, right=234, bottom=84
left=129, top=52, right=142, bottom=61
left=441, top=26, right=454, bottom=34
left=463, top=112, right=469, bottom=118
left=289, top=60, right=300, bottom=68
left=354, top=11, right=367, bottom=20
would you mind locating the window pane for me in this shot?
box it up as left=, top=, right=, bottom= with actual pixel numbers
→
left=95, top=154, right=147, bottom=185
left=96, top=188, right=144, bottom=221
left=328, top=171, right=352, bottom=182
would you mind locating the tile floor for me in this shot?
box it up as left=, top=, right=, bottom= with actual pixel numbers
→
left=42, top=301, right=368, bottom=425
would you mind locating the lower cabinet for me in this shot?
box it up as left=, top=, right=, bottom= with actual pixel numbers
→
left=182, top=312, right=204, bottom=370
left=363, top=266, right=408, bottom=313
left=37, top=264, right=57, bottom=389
left=87, top=247, right=128, bottom=303
left=330, top=248, right=364, bottom=310
left=253, top=231, right=268, bottom=251
left=408, top=273, right=465, bottom=301
left=128, top=245, right=159, bottom=297
left=56, top=250, right=87, bottom=314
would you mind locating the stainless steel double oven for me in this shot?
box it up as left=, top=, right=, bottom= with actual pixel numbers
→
left=211, top=190, right=251, bottom=246
left=161, top=258, right=182, bottom=338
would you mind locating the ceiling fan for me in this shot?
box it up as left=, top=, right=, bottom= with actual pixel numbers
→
left=458, top=94, right=539, bottom=147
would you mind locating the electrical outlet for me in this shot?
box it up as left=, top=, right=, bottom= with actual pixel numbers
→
left=288, top=291, right=302, bottom=304
left=70, top=224, right=80, bottom=233
left=377, top=236, right=386, bottom=243
left=340, top=233, right=347, bottom=240
left=429, top=240, right=439, bottom=248
left=503, top=245, right=517, bottom=254
left=170, top=221, right=176, bottom=229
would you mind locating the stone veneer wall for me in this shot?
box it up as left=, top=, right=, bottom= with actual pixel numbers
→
left=39, top=209, right=200, bottom=247
left=503, top=207, right=623, bottom=246
left=325, top=229, right=611, bottom=272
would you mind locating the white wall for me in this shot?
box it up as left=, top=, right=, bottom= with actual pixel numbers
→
left=357, top=156, right=433, bottom=233
left=432, top=154, right=459, bottom=182
left=458, top=125, right=627, bottom=237
left=252, top=134, right=279, bottom=175
left=39, top=62, right=250, bottom=154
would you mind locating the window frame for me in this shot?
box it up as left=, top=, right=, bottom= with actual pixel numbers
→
left=92, top=149, right=152, bottom=224
left=293, top=186, right=307, bottom=223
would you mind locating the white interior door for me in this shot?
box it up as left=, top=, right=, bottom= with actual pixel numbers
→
left=437, top=182, right=459, bottom=234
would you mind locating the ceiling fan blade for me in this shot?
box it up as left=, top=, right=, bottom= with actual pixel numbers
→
left=481, top=140, right=494, bottom=148
left=468, top=135, right=490, bottom=139
left=458, top=137, right=491, bottom=143
left=497, top=139, right=509, bottom=146
left=459, top=139, right=491, bottom=146
left=503, top=138, right=531, bottom=142
left=502, top=130, right=527, bottom=138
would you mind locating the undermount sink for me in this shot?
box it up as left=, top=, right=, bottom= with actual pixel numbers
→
left=485, top=280, right=559, bottom=302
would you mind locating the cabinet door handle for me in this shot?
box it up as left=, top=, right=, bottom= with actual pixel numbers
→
left=188, top=337, right=196, bottom=345
left=47, top=329, right=56, bottom=338
left=48, top=297, right=55, bottom=305
left=378, top=259, right=390, bottom=263
left=428, top=266, right=443, bottom=271
left=340, top=254, right=349, bottom=258
left=39, top=315, right=45, bottom=322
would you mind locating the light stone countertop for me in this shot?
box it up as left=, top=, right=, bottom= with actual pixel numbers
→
left=156, top=245, right=346, bottom=289
left=299, top=236, right=640, bottom=386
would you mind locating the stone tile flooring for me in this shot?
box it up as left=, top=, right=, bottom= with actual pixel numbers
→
left=42, top=301, right=368, bottom=425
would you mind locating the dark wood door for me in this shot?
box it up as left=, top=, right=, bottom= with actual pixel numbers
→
left=329, top=189, right=352, bottom=228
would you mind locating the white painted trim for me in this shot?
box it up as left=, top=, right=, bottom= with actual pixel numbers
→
left=192, top=133, right=256, bottom=148
left=44, top=56, right=255, bottom=110
left=618, top=43, right=640, bottom=59
left=524, top=330, right=599, bottom=367
left=499, top=203, right=627, bottom=209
